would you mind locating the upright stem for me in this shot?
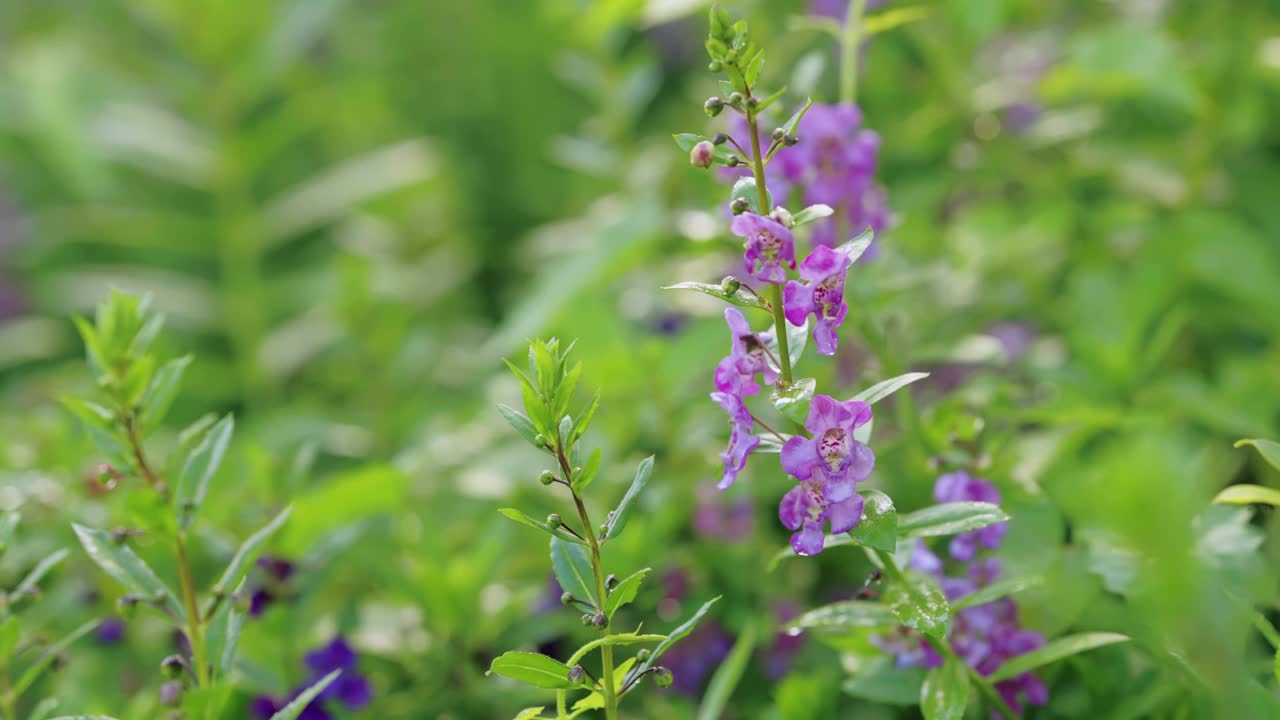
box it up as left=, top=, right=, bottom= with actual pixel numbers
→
left=1, top=658, right=15, bottom=720
left=840, top=0, right=867, bottom=104
left=745, top=108, right=793, bottom=385
left=176, top=533, right=210, bottom=688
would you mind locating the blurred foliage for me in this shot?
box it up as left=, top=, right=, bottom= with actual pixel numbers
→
left=0, top=0, right=1278, bottom=718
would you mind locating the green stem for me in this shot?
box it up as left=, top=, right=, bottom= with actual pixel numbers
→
left=745, top=108, right=793, bottom=385
left=871, top=549, right=1020, bottom=720
left=1, top=659, right=15, bottom=720
left=840, top=0, right=867, bottom=104
left=176, top=533, right=211, bottom=688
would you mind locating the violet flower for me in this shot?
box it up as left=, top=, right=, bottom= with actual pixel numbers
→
left=731, top=212, right=796, bottom=285
left=934, top=471, right=1008, bottom=561
left=714, top=307, right=778, bottom=397
left=783, top=245, right=853, bottom=355
left=251, top=636, right=371, bottom=720
left=710, top=391, right=760, bottom=490
left=693, top=484, right=755, bottom=542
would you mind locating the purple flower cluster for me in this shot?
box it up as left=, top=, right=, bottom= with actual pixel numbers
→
left=248, top=555, right=296, bottom=617
left=251, top=637, right=372, bottom=720
left=882, top=475, right=1046, bottom=717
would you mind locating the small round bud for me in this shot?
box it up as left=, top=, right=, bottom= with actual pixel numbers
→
left=783, top=133, right=799, bottom=147
left=161, top=654, right=187, bottom=679
left=546, top=514, right=562, bottom=528
left=652, top=666, right=674, bottom=688
left=538, top=470, right=555, bottom=485
left=580, top=613, right=594, bottom=626
left=704, top=97, right=725, bottom=118
left=568, top=665, right=586, bottom=684
left=591, top=612, right=607, bottom=628
left=728, top=92, right=744, bottom=106
left=534, top=433, right=549, bottom=448
left=746, top=96, right=759, bottom=109
left=690, top=141, right=715, bottom=169
left=730, top=198, right=750, bottom=215
left=708, top=60, right=722, bottom=72
left=636, top=648, right=651, bottom=661
left=561, top=592, right=574, bottom=606
left=712, top=132, right=728, bottom=146
left=158, top=680, right=185, bottom=707
left=771, top=128, right=785, bottom=141
left=726, top=156, right=741, bottom=168
left=605, top=574, right=618, bottom=590
left=720, top=276, right=741, bottom=294
left=116, top=595, right=140, bottom=619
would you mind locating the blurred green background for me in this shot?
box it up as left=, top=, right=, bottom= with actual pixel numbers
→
left=1, top=0, right=1278, bottom=717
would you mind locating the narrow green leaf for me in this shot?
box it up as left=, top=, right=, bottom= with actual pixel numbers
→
left=13, top=619, right=101, bottom=697
left=899, top=502, right=1009, bottom=539
left=0, top=616, right=19, bottom=660
left=921, top=658, right=969, bottom=720
left=72, top=524, right=183, bottom=619
left=513, top=708, right=546, bottom=720
left=743, top=48, right=765, bottom=87
left=550, top=537, right=596, bottom=605
left=604, top=568, right=650, bottom=619
left=175, top=414, right=234, bottom=530
left=662, top=282, right=770, bottom=311
left=0, top=512, right=18, bottom=551
left=843, top=661, right=926, bottom=705
left=790, top=204, right=833, bottom=227
left=852, top=372, right=931, bottom=405
left=205, top=602, right=244, bottom=680
left=951, top=575, right=1044, bottom=611
left=58, top=397, right=130, bottom=466
left=885, top=572, right=950, bottom=639
left=13, top=549, right=69, bottom=596
left=139, top=355, right=192, bottom=430
left=988, top=632, right=1130, bottom=683
left=785, top=600, right=895, bottom=633
left=1213, top=484, right=1280, bottom=507
left=755, top=85, right=787, bottom=112
left=211, top=506, right=293, bottom=595
left=629, top=596, right=721, bottom=683
left=570, top=390, right=601, bottom=446
left=573, top=447, right=603, bottom=493
left=487, top=651, right=574, bottom=689
left=269, top=669, right=342, bottom=720
left=28, top=697, right=60, bottom=720
left=498, top=509, right=585, bottom=545
left=696, top=620, right=757, bottom=720
left=604, top=456, right=654, bottom=540
left=780, top=98, right=813, bottom=136
left=849, top=490, right=897, bottom=552
left=863, top=6, right=929, bottom=35
left=496, top=404, right=540, bottom=447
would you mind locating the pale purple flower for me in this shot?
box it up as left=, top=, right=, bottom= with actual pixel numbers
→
left=731, top=212, right=796, bottom=285
left=780, top=395, right=875, bottom=501
left=934, top=471, right=1008, bottom=560
left=710, top=391, right=760, bottom=490
left=784, top=245, right=852, bottom=354
left=713, top=307, right=778, bottom=396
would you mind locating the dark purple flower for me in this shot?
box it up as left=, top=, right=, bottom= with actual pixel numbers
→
left=693, top=484, right=755, bottom=542
left=713, top=307, right=778, bottom=397
left=784, top=245, right=853, bottom=355
left=710, top=391, right=760, bottom=490
left=304, top=637, right=372, bottom=710
left=934, top=471, right=1008, bottom=560
left=247, top=555, right=296, bottom=618
left=731, top=213, right=796, bottom=285
left=95, top=617, right=126, bottom=645
left=250, top=696, right=284, bottom=719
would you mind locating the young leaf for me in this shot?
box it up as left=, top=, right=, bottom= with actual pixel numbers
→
left=743, top=48, right=765, bottom=87
left=785, top=600, right=895, bottom=633
left=604, top=568, right=650, bottom=619
left=849, top=490, right=897, bottom=552
left=139, top=355, right=192, bottom=430
left=572, top=447, right=603, bottom=493
left=205, top=603, right=245, bottom=679
left=268, top=669, right=342, bottom=720
left=662, top=282, right=770, bottom=311
left=0, top=511, right=17, bottom=551
left=604, top=456, right=654, bottom=539
left=987, top=632, right=1130, bottom=683
left=843, top=660, right=927, bottom=705
left=835, top=228, right=874, bottom=264
left=570, top=390, right=601, bottom=446
left=1213, top=484, right=1280, bottom=508
left=885, top=572, right=950, bottom=640
left=498, top=509, right=585, bottom=545
left=175, top=414, right=234, bottom=529
left=12, top=619, right=101, bottom=697
left=497, top=404, right=541, bottom=448
left=899, top=502, right=1009, bottom=539
left=210, top=506, right=293, bottom=596
left=487, top=651, right=574, bottom=689
left=921, top=658, right=969, bottom=720
left=13, top=548, right=69, bottom=597
left=772, top=378, right=815, bottom=425
left=0, top=616, right=18, bottom=660
left=696, top=620, right=757, bottom=720
left=852, top=372, right=931, bottom=405
left=950, top=575, right=1044, bottom=611
left=790, top=204, right=833, bottom=227
left=1235, top=438, right=1280, bottom=472
left=780, top=98, right=813, bottom=136
left=764, top=318, right=808, bottom=372
left=72, top=524, right=184, bottom=619
left=550, top=537, right=596, bottom=605
left=58, top=397, right=130, bottom=467
left=731, top=177, right=773, bottom=214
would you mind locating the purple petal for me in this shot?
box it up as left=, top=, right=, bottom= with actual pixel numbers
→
left=782, top=281, right=814, bottom=327
left=778, top=485, right=809, bottom=531
left=791, top=521, right=826, bottom=556
left=824, top=493, right=865, bottom=534
left=780, top=437, right=818, bottom=480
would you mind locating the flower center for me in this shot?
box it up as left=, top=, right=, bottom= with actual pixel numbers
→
left=819, top=428, right=850, bottom=472
left=753, top=230, right=781, bottom=261
left=813, top=275, right=842, bottom=317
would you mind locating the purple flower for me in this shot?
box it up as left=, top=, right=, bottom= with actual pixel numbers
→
left=94, top=617, right=126, bottom=645
left=781, top=396, right=875, bottom=501
left=304, top=637, right=372, bottom=710
left=934, top=471, right=1008, bottom=560
left=731, top=213, right=796, bottom=285
left=784, top=245, right=853, bottom=355
left=693, top=484, right=754, bottom=542
left=247, top=555, right=296, bottom=618
left=658, top=622, right=734, bottom=695
left=710, top=391, right=760, bottom=490
left=713, top=307, right=778, bottom=396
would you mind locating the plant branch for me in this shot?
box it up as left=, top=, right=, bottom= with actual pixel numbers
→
left=745, top=99, right=793, bottom=385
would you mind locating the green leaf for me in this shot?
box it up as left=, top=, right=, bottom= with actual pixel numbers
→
left=885, top=572, right=950, bottom=639
left=175, top=414, right=234, bottom=529
left=604, top=568, right=650, bottom=619
left=550, top=537, right=596, bottom=605
left=211, top=506, right=293, bottom=595
left=498, top=509, right=585, bottom=545
left=785, top=600, right=895, bottom=633
left=662, top=282, right=770, bottom=311
left=843, top=660, right=926, bottom=705
left=756, top=85, right=787, bottom=112
left=497, top=404, right=541, bottom=447
left=570, top=390, right=601, bottom=446
left=899, top=502, right=1009, bottom=539
left=743, top=48, right=765, bottom=87
left=772, top=378, right=816, bottom=425
left=1213, top=484, right=1280, bottom=507
left=487, top=651, right=573, bottom=689
left=13, top=548, right=69, bottom=596
left=988, top=632, right=1130, bottom=683
left=835, top=228, right=874, bottom=264
left=852, top=372, right=931, bottom=405
left=0, top=512, right=17, bottom=552
left=731, top=176, right=773, bottom=214
left=12, top=619, right=100, bottom=697
left=513, top=708, right=546, bottom=720
left=951, top=575, right=1044, bottom=611
left=0, top=616, right=19, bottom=660
left=790, top=204, right=833, bottom=227
left=571, top=657, right=638, bottom=712
left=863, top=6, right=929, bottom=35
left=28, top=697, right=59, bottom=720
left=765, top=317, right=808, bottom=371
left=672, top=133, right=741, bottom=166
left=604, top=456, right=654, bottom=540
left=780, top=98, right=813, bottom=137
left=58, top=397, right=130, bottom=467
left=849, top=490, right=897, bottom=552
left=921, top=658, right=969, bottom=720
left=573, top=447, right=603, bottom=493
left=139, top=355, right=192, bottom=430
left=71, top=524, right=183, bottom=619
left=277, top=464, right=408, bottom=555
left=696, top=620, right=757, bottom=720
left=629, top=596, right=722, bottom=683
left=269, top=669, right=342, bottom=720
left=205, top=602, right=244, bottom=680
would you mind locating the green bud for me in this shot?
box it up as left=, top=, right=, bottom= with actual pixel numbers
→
left=746, top=96, right=759, bottom=109
left=727, top=92, right=744, bottom=106
left=652, top=666, right=674, bottom=688
left=534, top=433, right=549, bottom=448
left=721, top=276, right=741, bottom=294
left=726, top=156, right=741, bottom=168
left=568, top=665, right=586, bottom=684
left=730, top=198, right=750, bottom=215
left=546, top=514, right=562, bottom=528
left=591, top=612, right=607, bottom=628
left=771, top=128, right=785, bottom=141
left=783, top=133, right=799, bottom=147
left=161, top=654, right=186, bottom=679
left=704, top=97, right=725, bottom=118
left=636, top=648, right=651, bottom=661
left=712, top=132, right=728, bottom=146
left=708, top=60, right=722, bottom=73
left=561, top=592, right=574, bottom=606
left=538, top=470, right=555, bottom=485
left=580, top=613, right=594, bottom=626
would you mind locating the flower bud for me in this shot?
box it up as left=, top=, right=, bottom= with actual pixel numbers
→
left=605, top=574, right=618, bottom=591
left=568, top=665, right=586, bottom=684
left=636, top=649, right=650, bottom=661
left=690, top=141, right=715, bottom=169
left=534, top=433, right=549, bottom=448
left=704, top=97, right=725, bottom=117
left=158, top=680, right=185, bottom=707
left=728, top=92, right=744, bottom=106
left=783, top=133, right=799, bottom=147
left=771, top=128, right=785, bottom=141
left=746, top=96, right=759, bottom=109
left=546, top=514, right=562, bottom=528
left=580, top=613, right=594, bottom=626
left=561, top=592, right=574, bottom=606
left=771, top=206, right=793, bottom=227
left=161, top=654, right=186, bottom=679
left=720, top=276, right=741, bottom=294
left=116, top=595, right=140, bottom=619
left=591, top=612, right=607, bottom=628
left=538, top=470, right=555, bottom=485
left=712, top=133, right=728, bottom=146
left=726, top=156, right=741, bottom=168
left=652, top=666, right=673, bottom=688
left=730, top=198, right=750, bottom=215
left=707, top=60, right=722, bottom=72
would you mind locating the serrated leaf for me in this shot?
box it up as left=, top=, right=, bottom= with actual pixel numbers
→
left=772, top=378, right=816, bottom=425
left=604, top=568, right=650, bottom=619
left=885, top=572, right=950, bottom=639
left=604, top=456, right=654, bottom=540
left=72, top=524, right=183, bottom=619
left=487, top=651, right=574, bottom=689
left=731, top=176, right=773, bottom=214
left=550, top=537, right=596, bottom=605
left=951, top=575, right=1044, bottom=611
left=852, top=372, right=931, bottom=405
left=1213, top=484, right=1280, bottom=507
left=139, top=355, right=192, bottom=430
left=921, top=658, right=969, bottom=720
left=269, top=669, right=342, bottom=720
left=13, top=548, right=69, bottom=596
left=849, top=490, right=897, bottom=552
left=12, top=619, right=100, bottom=697
left=498, top=509, right=584, bottom=545
left=835, top=227, right=874, bottom=264
left=662, top=282, right=769, bottom=311
left=1235, top=438, right=1280, bottom=472
left=988, top=632, right=1130, bottom=682
left=790, top=204, right=833, bottom=227
left=785, top=600, right=894, bottom=633
left=211, top=506, right=292, bottom=595
left=175, top=414, right=234, bottom=529
left=899, top=502, right=1008, bottom=539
